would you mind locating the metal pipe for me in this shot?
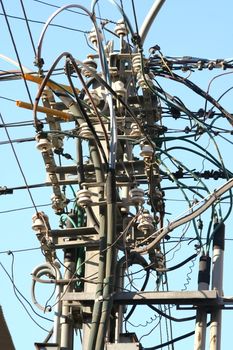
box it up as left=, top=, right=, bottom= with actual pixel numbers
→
left=194, top=255, right=211, bottom=350
left=210, top=223, right=225, bottom=350
left=139, top=0, right=166, bottom=46
left=60, top=249, right=76, bottom=350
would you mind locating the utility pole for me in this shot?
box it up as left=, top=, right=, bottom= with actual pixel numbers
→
left=8, top=1, right=232, bottom=350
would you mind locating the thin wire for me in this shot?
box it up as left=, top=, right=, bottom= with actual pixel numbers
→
left=0, top=258, right=51, bottom=331
left=0, top=95, right=16, bottom=102
left=33, top=0, right=118, bottom=24
left=19, top=0, right=36, bottom=55
left=0, top=12, right=89, bottom=33
left=0, top=113, right=39, bottom=214
left=131, top=0, right=139, bottom=36
left=0, top=247, right=41, bottom=254
left=0, top=1, right=33, bottom=105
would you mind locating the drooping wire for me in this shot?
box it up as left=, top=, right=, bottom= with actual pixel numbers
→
left=0, top=12, right=90, bottom=33
left=0, top=256, right=52, bottom=331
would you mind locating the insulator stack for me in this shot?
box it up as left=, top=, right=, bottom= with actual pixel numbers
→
left=36, top=135, right=52, bottom=153
left=140, top=142, right=154, bottom=159
left=51, top=194, right=66, bottom=214
left=79, top=123, right=93, bottom=139
left=137, top=210, right=154, bottom=232
left=82, top=58, right=98, bottom=77
left=132, top=54, right=142, bottom=73
left=129, top=187, right=145, bottom=206
left=32, top=212, right=49, bottom=234
left=76, top=188, right=93, bottom=207
left=114, top=19, right=128, bottom=37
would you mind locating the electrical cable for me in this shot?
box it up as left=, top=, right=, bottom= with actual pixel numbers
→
left=0, top=12, right=90, bottom=34
left=19, top=0, right=36, bottom=55
left=132, top=178, right=233, bottom=254
left=142, top=327, right=204, bottom=350
left=0, top=258, right=52, bottom=330
left=0, top=113, right=39, bottom=214
left=0, top=0, right=33, bottom=104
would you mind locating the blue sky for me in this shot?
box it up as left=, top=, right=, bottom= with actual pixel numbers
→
left=1, top=1, right=233, bottom=349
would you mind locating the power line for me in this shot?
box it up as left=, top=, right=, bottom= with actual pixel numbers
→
left=0, top=113, right=39, bottom=214
left=0, top=12, right=90, bottom=34
left=19, top=0, right=36, bottom=55
left=0, top=0, right=33, bottom=105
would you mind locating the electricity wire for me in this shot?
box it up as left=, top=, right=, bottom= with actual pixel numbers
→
left=19, top=0, right=36, bottom=56
left=0, top=0, right=33, bottom=105
left=0, top=113, right=39, bottom=214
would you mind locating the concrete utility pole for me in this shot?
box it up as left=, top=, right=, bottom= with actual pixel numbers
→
left=24, top=2, right=233, bottom=350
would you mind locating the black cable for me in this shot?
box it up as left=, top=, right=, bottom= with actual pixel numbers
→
left=0, top=0, right=33, bottom=105
left=131, top=0, right=139, bottom=37
left=0, top=95, right=16, bottom=102
left=0, top=12, right=90, bottom=34
left=0, top=137, right=35, bottom=145
left=0, top=247, right=40, bottom=254
left=148, top=305, right=195, bottom=322
left=33, top=0, right=118, bottom=24
left=0, top=113, right=39, bottom=214
left=19, top=0, right=36, bottom=55
left=143, top=322, right=210, bottom=350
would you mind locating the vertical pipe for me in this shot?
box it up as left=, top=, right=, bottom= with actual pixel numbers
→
left=194, top=255, right=211, bottom=350
left=60, top=214, right=78, bottom=350
left=60, top=248, right=76, bottom=350
left=210, top=223, right=225, bottom=350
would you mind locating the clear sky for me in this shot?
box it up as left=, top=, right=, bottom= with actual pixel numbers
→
left=0, top=1, right=233, bottom=349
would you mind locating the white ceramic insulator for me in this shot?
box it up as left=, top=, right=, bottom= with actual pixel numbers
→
left=130, top=123, right=141, bottom=137
left=129, top=188, right=145, bottom=205
left=84, top=90, right=100, bottom=106
left=137, top=212, right=154, bottom=232
left=114, top=19, right=128, bottom=36
left=36, top=137, right=52, bottom=152
left=140, top=143, right=154, bottom=158
left=77, top=189, right=92, bottom=207
left=88, top=27, right=103, bottom=45
left=82, top=58, right=97, bottom=77
left=132, top=54, right=142, bottom=73
left=51, top=194, right=66, bottom=212
left=137, top=72, right=153, bottom=89
left=79, top=123, right=93, bottom=139
left=32, top=213, right=48, bottom=232
left=112, top=80, right=126, bottom=97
